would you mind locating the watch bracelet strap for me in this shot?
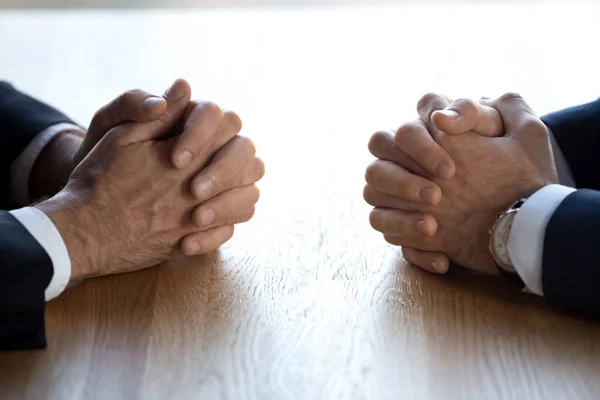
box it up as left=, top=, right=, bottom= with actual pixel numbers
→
left=496, top=263, right=525, bottom=287
left=494, top=198, right=527, bottom=288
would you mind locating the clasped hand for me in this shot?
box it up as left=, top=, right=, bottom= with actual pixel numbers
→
left=365, top=93, right=558, bottom=274
left=36, top=79, right=265, bottom=280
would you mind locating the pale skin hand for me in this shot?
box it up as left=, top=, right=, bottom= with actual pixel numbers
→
left=29, top=79, right=265, bottom=257
left=35, top=84, right=264, bottom=280
left=366, top=93, right=558, bottom=274
left=365, top=94, right=505, bottom=273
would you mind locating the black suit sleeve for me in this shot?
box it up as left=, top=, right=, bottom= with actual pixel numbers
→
left=541, top=98, right=600, bottom=190
left=0, top=211, right=53, bottom=350
left=0, top=81, right=75, bottom=209
left=0, top=83, right=77, bottom=350
left=538, top=99, right=600, bottom=313
left=542, top=190, right=600, bottom=314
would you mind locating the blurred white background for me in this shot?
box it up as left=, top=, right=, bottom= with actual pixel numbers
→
left=1, top=3, right=598, bottom=126
left=2, top=0, right=584, bottom=9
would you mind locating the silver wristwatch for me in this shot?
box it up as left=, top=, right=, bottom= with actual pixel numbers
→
left=489, top=198, right=527, bottom=285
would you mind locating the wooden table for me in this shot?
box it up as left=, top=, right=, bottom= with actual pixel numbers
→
left=2, top=4, right=600, bottom=399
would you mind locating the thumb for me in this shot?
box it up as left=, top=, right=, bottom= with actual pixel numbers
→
left=87, top=89, right=168, bottom=141
left=431, top=98, right=504, bottom=137
left=77, top=89, right=169, bottom=163
left=117, top=78, right=192, bottom=145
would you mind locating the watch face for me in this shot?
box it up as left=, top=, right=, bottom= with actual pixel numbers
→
left=491, top=212, right=517, bottom=272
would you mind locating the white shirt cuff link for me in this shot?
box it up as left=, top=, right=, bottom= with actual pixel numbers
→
left=9, top=207, right=71, bottom=301
left=508, top=184, right=576, bottom=297
left=10, top=122, right=84, bottom=207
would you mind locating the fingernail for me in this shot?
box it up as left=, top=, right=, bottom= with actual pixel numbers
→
left=142, top=97, right=165, bottom=113
left=432, top=261, right=448, bottom=274
left=431, top=261, right=444, bottom=273
left=415, top=220, right=427, bottom=234
left=175, top=150, right=192, bottom=169
left=186, top=241, right=199, bottom=255
left=435, top=162, right=452, bottom=180
left=195, top=180, right=213, bottom=200
left=419, top=187, right=438, bottom=205
left=439, top=109, right=460, bottom=120
left=165, top=80, right=186, bottom=100
left=201, top=210, right=216, bottom=226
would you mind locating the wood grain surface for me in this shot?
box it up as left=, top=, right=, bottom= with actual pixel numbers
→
left=2, top=4, right=600, bottom=399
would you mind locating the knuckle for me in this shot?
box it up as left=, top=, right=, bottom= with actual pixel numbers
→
left=452, top=98, right=477, bottom=115
left=395, top=121, right=423, bottom=144
left=251, top=185, right=260, bottom=204
left=498, top=92, right=523, bottom=104
left=107, top=125, right=130, bottom=146
left=368, top=130, right=389, bottom=154
left=127, top=88, right=144, bottom=97
left=363, top=184, right=374, bottom=204
left=221, top=226, right=235, bottom=243
left=253, top=157, right=266, bottom=180
left=116, top=92, right=130, bottom=107
left=521, top=117, right=548, bottom=138
left=364, top=161, right=383, bottom=184
left=237, top=135, right=256, bottom=157
left=90, top=105, right=109, bottom=125
left=223, top=225, right=235, bottom=238
left=223, top=110, right=243, bottom=133
left=417, top=92, right=444, bottom=113
left=202, top=101, right=224, bottom=119
left=122, top=89, right=143, bottom=105
left=384, top=235, right=401, bottom=246
left=369, top=208, right=381, bottom=230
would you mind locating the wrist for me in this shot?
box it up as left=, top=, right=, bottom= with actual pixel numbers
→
left=29, top=130, right=84, bottom=201
left=34, top=191, right=100, bottom=280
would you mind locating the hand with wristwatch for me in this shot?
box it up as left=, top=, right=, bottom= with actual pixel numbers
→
left=365, top=93, right=558, bottom=280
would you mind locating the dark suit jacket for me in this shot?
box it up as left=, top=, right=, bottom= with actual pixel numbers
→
left=0, top=82, right=74, bottom=350
left=542, top=99, right=600, bottom=314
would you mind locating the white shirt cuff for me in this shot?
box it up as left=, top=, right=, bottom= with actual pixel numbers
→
left=9, top=207, right=72, bottom=301
left=9, top=122, right=84, bottom=207
left=507, top=184, right=576, bottom=297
